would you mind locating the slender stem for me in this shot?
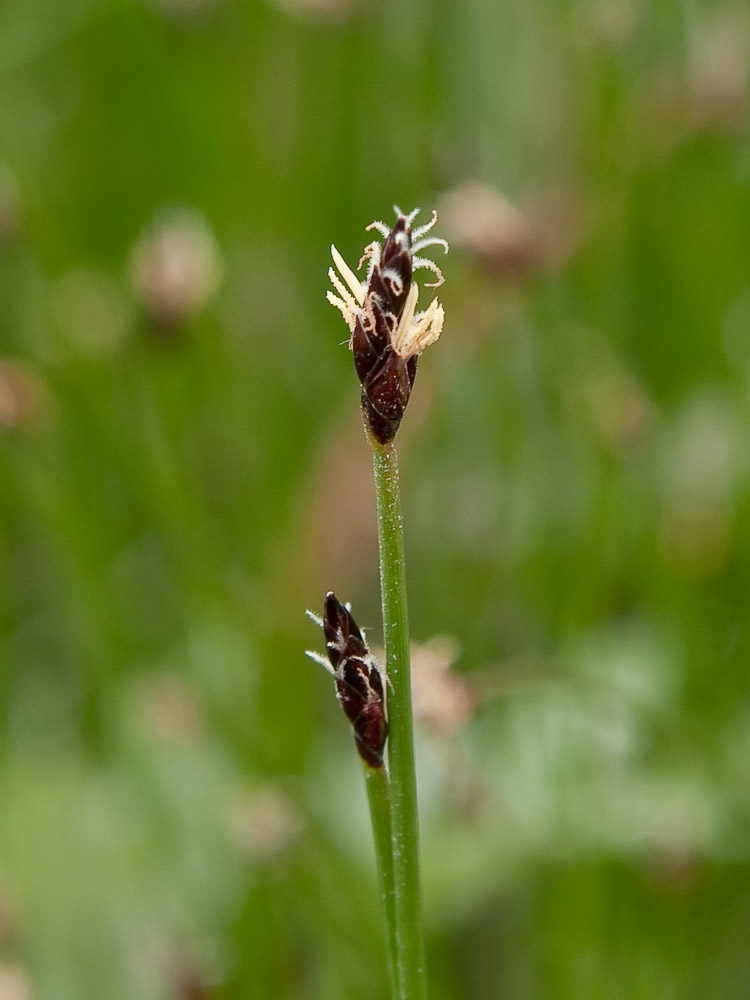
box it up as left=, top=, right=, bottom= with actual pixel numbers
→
left=363, top=763, right=397, bottom=998
left=370, top=437, right=427, bottom=1000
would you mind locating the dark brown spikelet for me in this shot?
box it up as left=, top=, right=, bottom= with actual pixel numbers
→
left=352, top=214, right=418, bottom=444
left=327, top=207, right=447, bottom=443
left=309, top=592, right=388, bottom=769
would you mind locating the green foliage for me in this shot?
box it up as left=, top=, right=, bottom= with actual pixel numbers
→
left=1, top=0, right=749, bottom=996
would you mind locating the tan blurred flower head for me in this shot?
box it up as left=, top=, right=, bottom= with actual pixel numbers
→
left=128, top=207, right=223, bottom=328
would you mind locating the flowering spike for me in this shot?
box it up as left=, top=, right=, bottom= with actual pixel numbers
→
left=306, top=592, right=388, bottom=769
left=326, top=208, right=448, bottom=443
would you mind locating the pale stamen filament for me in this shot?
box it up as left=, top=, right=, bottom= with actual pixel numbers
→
left=331, top=244, right=365, bottom=306
left=391, top=290, right=445, bottom=358
left=327, top=266, right=353, bottom=304
left=390, top=283, right=420, bottom=357
left=326, top=270, right=359, bottom=330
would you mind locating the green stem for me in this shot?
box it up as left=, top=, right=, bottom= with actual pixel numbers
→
left=370, top=437, right=427, bottom=1000
left=363, top=763, right=397, bottom=998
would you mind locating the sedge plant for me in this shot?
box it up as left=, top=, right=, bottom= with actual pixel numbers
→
left=307, top=207, right=448, bottom=1000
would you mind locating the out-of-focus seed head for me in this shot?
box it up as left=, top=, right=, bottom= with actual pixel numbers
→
left=128, top=207, right=223, bottom=330
left=0, top=359, right=49, bottom=433
left=439, top=181, right=538, bottom=278
left=306, top=592, right=388, bottom=768
left=0, top=964, right=32, bottom=1000
left=226, top=784, right=305, bottom=864
left=327, top=207, right=448, bottom=444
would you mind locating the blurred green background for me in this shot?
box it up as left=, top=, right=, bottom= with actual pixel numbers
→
left=1, top=0, right=750, bottom=997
